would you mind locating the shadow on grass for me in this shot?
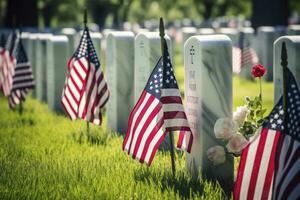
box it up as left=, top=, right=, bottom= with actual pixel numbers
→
left=134, top=168, right=229, bottom=199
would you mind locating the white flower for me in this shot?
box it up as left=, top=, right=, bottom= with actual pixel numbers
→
left=207, top=145, right=226, bottom=166
left=233, top=106, right=249, bottom=126
left=214, top=118, right=238, bottom=140
left=226, top=134, right=249, bottom=153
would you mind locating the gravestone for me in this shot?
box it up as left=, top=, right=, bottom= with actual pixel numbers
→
left=198, top=28, right=215, bottom=35
left=46, top=35, right=69, bottom=112
left=20, top=32, right=31, bottom=53
left=288, top=25, right=300, bottom=35
left=256, top=26, right=286, bottom=81
left=274, top=36, right=300, bottom=102
left=106, top=31, right=135, bottom=134
left=36, top=34, right=52, bottom=102
left=134, top=32, right=172, bottom=102
left=184, top=35, right=233, bottom=190
left=61, top=28, right=77, bottom=57
left=217, top=28, right=238, bottom=45
left=239, top=27, right=256, bottom=80
left=28, top=33, right=40, bottom=97
left=182, top=27, right=197, bottom=44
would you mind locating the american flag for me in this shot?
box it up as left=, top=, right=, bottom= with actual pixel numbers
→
left=0, top=31, right=17, bottom=96
left=61, top=27, right=109, bottom=125
left=8, top=35, right=35, bottom=108
left=123, top=39, right=193, bottom=165
left=233, top=32, right=259, bottom=74
left=234, top=67, right=300, bottom=200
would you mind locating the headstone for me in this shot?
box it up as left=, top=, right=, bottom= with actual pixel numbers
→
left=46, top=35, right=69, bottom=111
left=106, top=31, right=135, bottom=133
left=61, top=28, right=77, bottom=57
left=28, top=33, right=39, bottom=97
left=36, top=34, right=52, bottom=102
left=184, top=35, right=233, bottom=190
left=217, top=28, right=239, bottom=45
left=134, top=32, right=172, bottom=102
left=20, top=32, right=31, bottom=53
left=238, top=27, right=256, bottom=80
left=274, top=36, right=300, bottom=102
left=287, top=25, right=300, bottom=35
left=182, top=27, right=197, bottom=44
left=256, top=26, right=286, bottom=81
left=198, top=28, right=215, bottom=35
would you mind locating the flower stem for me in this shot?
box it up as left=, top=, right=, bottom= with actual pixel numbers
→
left=259, top=77, right=263, bottom=118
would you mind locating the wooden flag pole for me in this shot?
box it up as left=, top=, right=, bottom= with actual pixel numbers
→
left=281, top=42, right=288, bottom=131
left=159, top=17, right=176, bottom=177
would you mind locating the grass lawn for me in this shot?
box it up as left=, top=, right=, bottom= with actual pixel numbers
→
left=0, top=71, right=274, bottom=199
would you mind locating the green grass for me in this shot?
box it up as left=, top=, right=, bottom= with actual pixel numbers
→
left=0, top=43, right=275, bottom=199
left=0, top=72, right=274, bottom=199
left=0, top=96, right=229, bottom=199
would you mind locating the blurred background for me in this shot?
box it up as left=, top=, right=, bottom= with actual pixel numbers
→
left=0, top=0, right=299, bottom=30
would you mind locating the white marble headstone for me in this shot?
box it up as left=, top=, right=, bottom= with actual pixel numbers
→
left=134, top=32, right=172, bottom=102
left=61, top=28, right=77, bottom=58
left=288, top=25, right=300, bottom=35
left=256, top=26, right=286, bottom=81
left=274, top=36, right=300, bottom=102
left=182, top=27, right=197, bottom=44
left=184, top=35, right=233, bottom=189
left=28, top=34, right=39, bottom=97
left=217, top=28, right=239, bottom=45
left=106, top=31, right=135, bottom=134
left=36, top=34, right=52, bottom=102
left=198, top=28, right=215, bottom=35
left=46, top=35, right=69, bottom=112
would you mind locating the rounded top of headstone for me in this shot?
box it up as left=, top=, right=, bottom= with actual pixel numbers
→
left=20, top=32, right=31, bottom=39
left=29, top=33, right=40, bottom=39
left=217, top=27, right=239, bottom=34
left=257, top=26, right=275, bottom=32
left=61, top=28, right=76, bottom=35
left=288, top=24, right=300, bottom=30
left=274, top=35, right=300, bottom=45
left=184, top=34, right=231, bottom=48
left=182, top=27, right=197, bottom=33
left=107, top=31, right=134, bottom=38
left=240, top=27, right=254, bottom=34
left=49, top=35, right=68, bottom=42
left=198, top=28, right=215, bottom=35
left=135, top=32, right=171, bottom=40
left=37, top=33, right=53, bottom=40
left=89, top=32, right=103, bottom=39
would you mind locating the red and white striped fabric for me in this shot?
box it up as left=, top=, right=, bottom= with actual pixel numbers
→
left=123, top=40, right=193, bottom=165
left=61, top=27, right=109, bottom=125
left=234, top=67, right=300, bottom=200
left=234, top=128, right=280, bottom=200
left=233, top=46, right=259, bottom=74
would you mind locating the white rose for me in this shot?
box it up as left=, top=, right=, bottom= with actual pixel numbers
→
left=207, top=145, right=226, bottom=166
left=214, top=118, right=238, bottom=140
left=233, top=106, right=249, bottom=126
left=226, top=134, right=249, bottom=153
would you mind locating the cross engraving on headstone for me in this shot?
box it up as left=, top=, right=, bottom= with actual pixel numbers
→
left=139, top=41, right=145, bottom=56
left=190, top=45, right=195, bottom=64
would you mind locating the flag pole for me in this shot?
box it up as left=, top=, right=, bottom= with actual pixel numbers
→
left=83, top=8, right=90, bottom=134
left=159, top=17, right=176, bottom=177
left=19, top=27, right=23, bottom=115
left=281, top=42, right=288, bottom=131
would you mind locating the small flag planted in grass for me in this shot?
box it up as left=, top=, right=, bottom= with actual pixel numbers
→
left=0, top=31, right=17, bottom=96
left=61, top=19, right=109, bottom=125
left=123, top=38, right=193, bottom=165
left=234, top=43, right=300, bottom=200
left=8, top=33, right=35, bottom=108
left=233, top=31, right=259, bottom=74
